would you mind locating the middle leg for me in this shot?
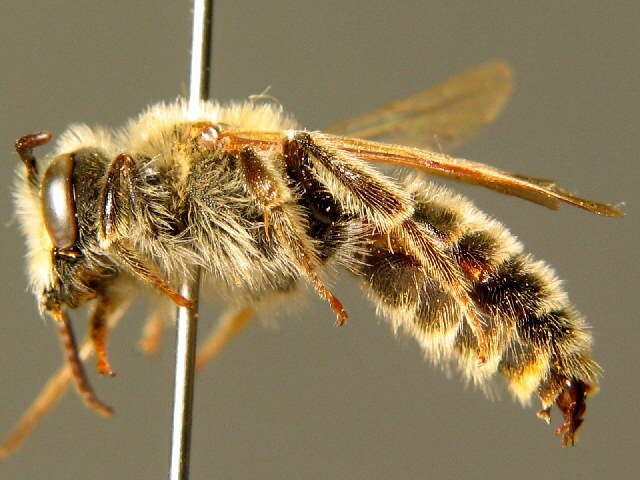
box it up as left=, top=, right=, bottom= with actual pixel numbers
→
left=237, top=147, right=347, bottom=325
left=196, top=307, right=254, bottom=371
left=99, top=152, right=193, bottom=308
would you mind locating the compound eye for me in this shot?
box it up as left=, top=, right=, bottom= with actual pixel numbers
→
left=41, top=154, right=78, bottom=250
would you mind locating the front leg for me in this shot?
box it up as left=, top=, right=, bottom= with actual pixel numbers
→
left=51, top=306, right=113, bottom=417
left=99, top=153, right=193, bottom=308
left=101, top=153, right=138, bottom=240
left=89, top=294, right=122, bottom=376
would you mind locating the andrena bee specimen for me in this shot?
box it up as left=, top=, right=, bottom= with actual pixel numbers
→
left=5, top=62, right=622, bottom=455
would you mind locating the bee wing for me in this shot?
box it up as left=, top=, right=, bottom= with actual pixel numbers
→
left=219, top=126, right=622, bottom=217
left=325, top=61, right=513, bottom=152
left=309, top=133, right=623, bottom=217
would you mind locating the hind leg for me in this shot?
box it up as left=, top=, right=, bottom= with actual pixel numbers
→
left=195, top=307, right=254, bottom=371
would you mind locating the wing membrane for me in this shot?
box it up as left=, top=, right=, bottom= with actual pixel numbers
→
left=326, top=61, right=513, bottom=152
left=311, top=133, right=623, bottom=217
left=217, top=124, right=622, bottom=218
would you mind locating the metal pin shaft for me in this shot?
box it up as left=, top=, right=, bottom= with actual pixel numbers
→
left=188, top=0, right=213, bottom=117
left=169, top=1, right=213, bottom=479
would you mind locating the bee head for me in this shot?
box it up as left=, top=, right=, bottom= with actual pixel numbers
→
left=14, top=132, right=117, bottom=314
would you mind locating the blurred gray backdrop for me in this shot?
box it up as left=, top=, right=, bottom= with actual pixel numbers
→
left=1, top=1, right=638, bottom=479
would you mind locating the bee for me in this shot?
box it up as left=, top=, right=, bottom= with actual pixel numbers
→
left=2, top=61, right=622, bottom=456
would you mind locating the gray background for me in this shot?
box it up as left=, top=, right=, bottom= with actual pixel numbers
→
left=1, top=1, right=638, bottom=479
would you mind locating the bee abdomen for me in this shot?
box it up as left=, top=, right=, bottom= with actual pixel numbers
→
left=358, top=180, right=599, bottom=410
left=466, top=251, right=599, bottom=404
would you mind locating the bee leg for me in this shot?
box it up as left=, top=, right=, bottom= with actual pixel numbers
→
left=0, top=339, right=96, bottom=457
left=116, top=243, right=194, bottom=308
left=138, top=310, right=166, bottom=355
left=100, top=153, right=138, bottom=240
left=237, top=147, right=347, bottom=325
left=289, top=134, right=485, bottom=354
left=138, top=298, right=172, bottom=355
left=271, top=206, right=348, bottom=325
left=392, top=219, right=490, bottom=363
left=99, top=153, right=194, bottom=308
left=0, top=298, right=130, bottom=457
left=51, top=307, right=113, bottom=417
left=138, top=301, right=253, bottom=368
left=288, top=133, right=412, bottom=230
left=195, top=306, right=254, bottom=371
left=89, top=295, right=117, bottom=376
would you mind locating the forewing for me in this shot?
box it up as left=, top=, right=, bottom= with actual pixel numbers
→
left=325, top=61, right=513, bottom=152
left=216, top=125, right=622, bottom=218
left=309, top=133, right=623, bottom=217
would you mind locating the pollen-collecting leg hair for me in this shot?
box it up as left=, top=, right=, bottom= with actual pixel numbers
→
left=353, top=175, right=600, bottom=410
